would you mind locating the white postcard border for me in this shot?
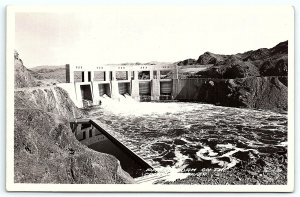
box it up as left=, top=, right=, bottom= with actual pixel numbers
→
left=6, top=5, right=295, bottom=192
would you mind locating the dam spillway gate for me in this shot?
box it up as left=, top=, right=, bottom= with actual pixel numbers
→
left=62, top=64, right=178, bottom=108
left=70, top=119, right=155, bottom=178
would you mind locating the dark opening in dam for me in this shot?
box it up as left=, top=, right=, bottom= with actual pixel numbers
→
left=70, top=120, right=154, bottom=178
left=160, top=81, right=172, bottom=100
left=118, top=82, right=131, bottom=95
left=98, top=83, right=111, bottom=97
left=80, top=85, right=93, bottom=101
left=139, top=81, right=151, bottom=95
left=139, top=81, right=151, bottom=101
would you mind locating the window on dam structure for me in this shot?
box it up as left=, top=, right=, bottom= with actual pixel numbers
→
left=116, top=71, right=128, bottom=80
left=94, top=71, right=106, bottom=81
left=138, top=71, right=150, bottom=80
left=80, top=85, right=93, bottom=101
left=160, top=70, right=172, bottom=79
left=74, top=71, right=84, bottom=82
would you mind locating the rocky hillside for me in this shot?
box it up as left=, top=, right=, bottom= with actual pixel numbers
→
left=177, top=58, right=197, bottom=66
left=174, top=76, right=287, bottom=112
left=14, top=107, right=133, bottom=183
left=14, top=50, right=38, bottom=88
left=177, top=41, right=288, bottom=79
left=31, top=65, right=66, bottom=84
left=15, top=87, right=82, bottom=119
left=174, top=41, right=289, bottom=111
left=14, top=52, right=134, bottom=183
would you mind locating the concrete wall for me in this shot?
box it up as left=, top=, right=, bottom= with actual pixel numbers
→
left=131, top=80, right=140, bottom=100
left=151, top=79, right=160, bottom=100
left=172, top=78, right=228, bottom=102
left=81, top=134, right=108, bottom=146
left=71, top=120, right=155, bottom=178
left=172, top=78, right=208, bottom=101
left=60, top=78, right=205, bottom=108
left=110, top=81, right=119, bottom=99
left=59, top=82, right=93, bottom=108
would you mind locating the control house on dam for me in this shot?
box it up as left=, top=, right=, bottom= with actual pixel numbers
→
left=59, top=63, right=179, bottom=108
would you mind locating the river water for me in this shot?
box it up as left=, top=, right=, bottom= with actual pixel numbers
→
left=88, top=95, right=287, bottom=182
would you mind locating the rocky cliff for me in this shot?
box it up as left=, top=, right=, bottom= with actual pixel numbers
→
left=15, top=87, right=82, bottom=119
left=14, top=53, right=134, bottom=183
left=14, top=50, right=38, bottom=88
left=177, top=58, right=197, bottom=66
left=173, top=41, right=288, bottom=111
left=174, top=76, right=287, bottom=112
left=14, top=107, right=133, bottom=183
left=178, top=41, right=288, bottom=79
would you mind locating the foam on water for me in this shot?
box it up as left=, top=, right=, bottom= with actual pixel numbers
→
left=90, top=96, right=287, bottom=182
left=96, top=94, right=202, bottom=116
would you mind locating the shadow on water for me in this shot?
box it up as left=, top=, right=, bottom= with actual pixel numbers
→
left=70, top=120, right=155, bottom=178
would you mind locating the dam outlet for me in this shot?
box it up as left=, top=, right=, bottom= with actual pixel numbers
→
left=98, top=83, right=111, bottom=97
left=118, top=82, right=131, bottom=95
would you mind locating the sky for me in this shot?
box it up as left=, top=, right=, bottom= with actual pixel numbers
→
left=14, top=6, right=292, bottom=68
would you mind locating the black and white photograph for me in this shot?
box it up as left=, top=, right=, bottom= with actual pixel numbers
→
left=6, top=5, right=294, bottom=192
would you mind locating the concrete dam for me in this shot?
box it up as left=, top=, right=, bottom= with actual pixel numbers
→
left=58, top=63, right=179, bottom=108
left=57, top=63, right=231, bottom=109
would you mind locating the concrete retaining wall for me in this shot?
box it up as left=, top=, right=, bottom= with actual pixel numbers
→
left=172, top=78, right=210, bottom=101
left=71, top=119, right=155, bottom=178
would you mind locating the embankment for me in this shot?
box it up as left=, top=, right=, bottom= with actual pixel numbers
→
left=173, top=76, right=287, bottom=112
left=14, top=87, right=134, bottom=183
